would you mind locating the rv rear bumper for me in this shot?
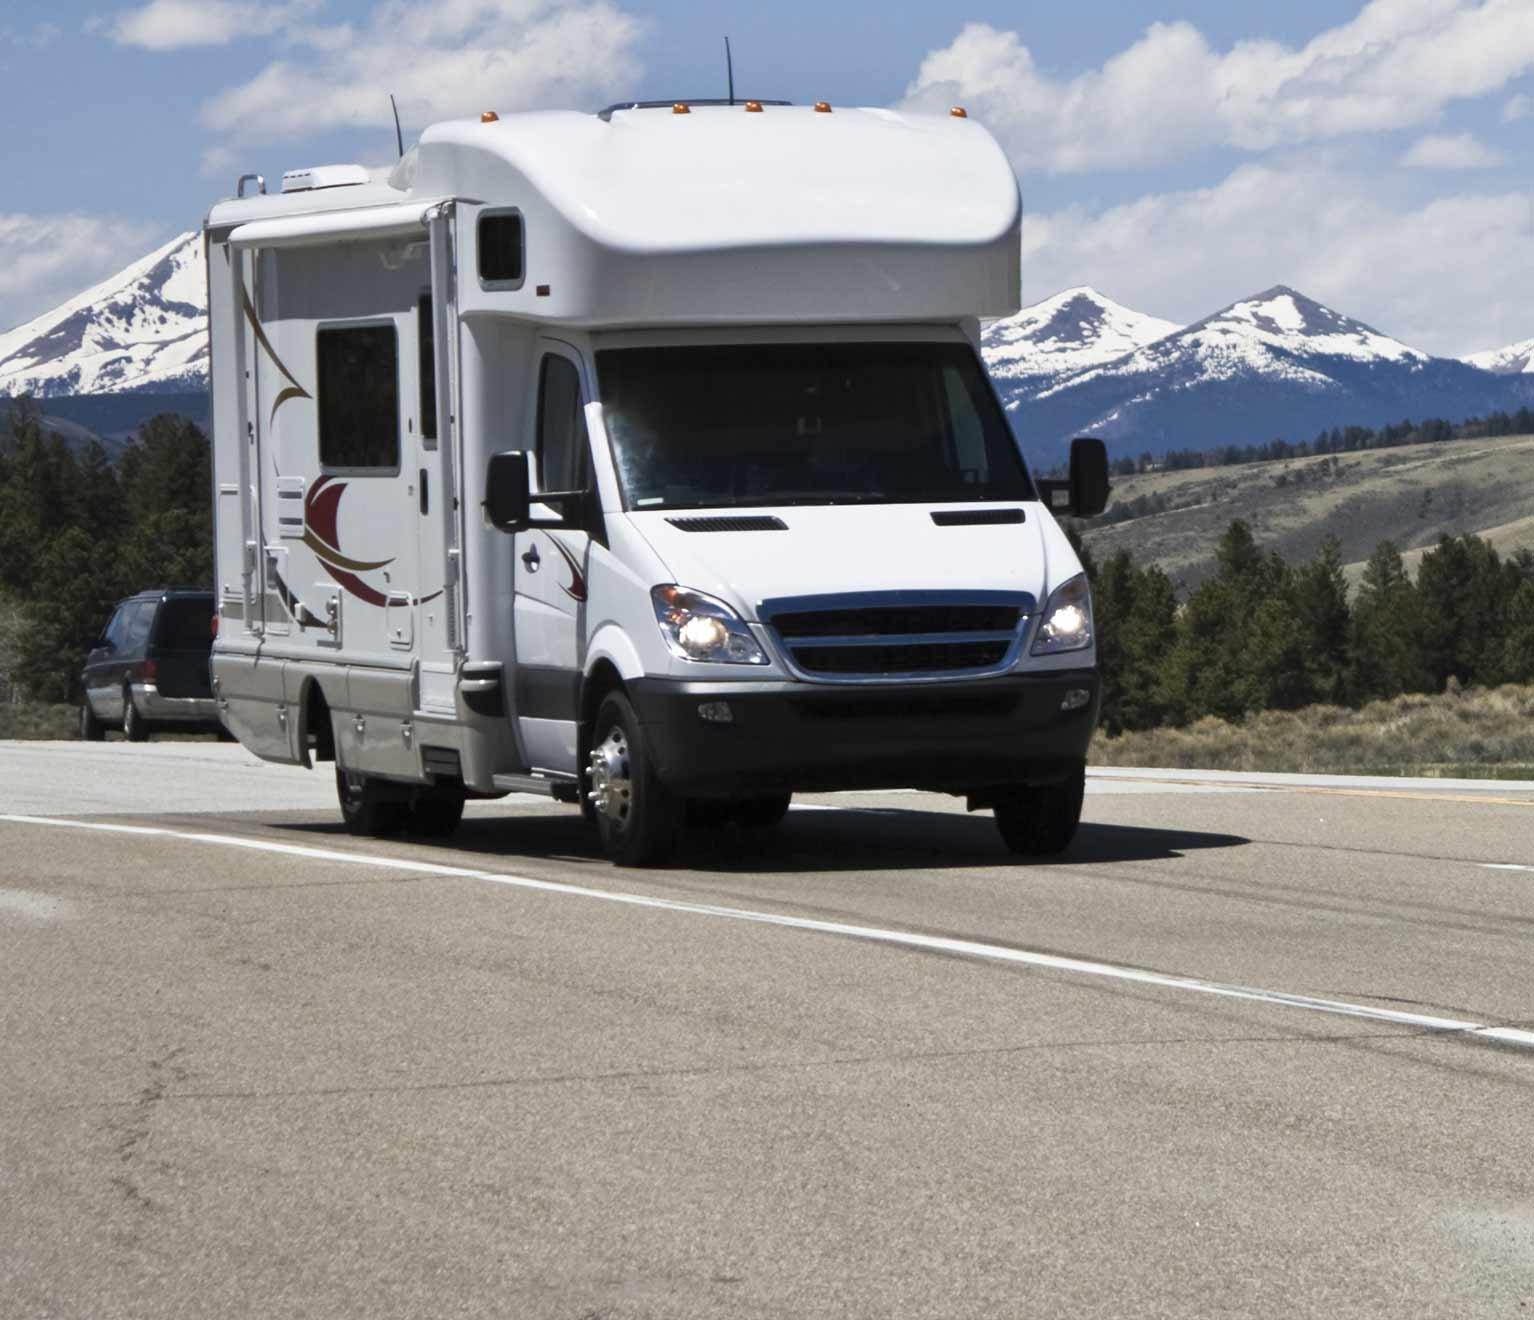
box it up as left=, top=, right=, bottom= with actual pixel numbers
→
left=628, top=670, right=1099, bottom=797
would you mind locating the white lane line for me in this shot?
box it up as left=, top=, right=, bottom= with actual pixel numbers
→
left=6, top=811, right=1534, bottom=1052
left=1482, top=864, right=1534, bottom=873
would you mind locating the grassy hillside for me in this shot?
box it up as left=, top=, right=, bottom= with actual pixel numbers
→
left=1082, top=434, right=1534, bottom=589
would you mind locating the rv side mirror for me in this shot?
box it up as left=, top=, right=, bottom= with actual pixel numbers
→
left=1069, top=437, right=1110, bottom=517
left=485, top=451, right=532, bottom=532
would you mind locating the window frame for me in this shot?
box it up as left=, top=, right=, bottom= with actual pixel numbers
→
left=315, top=317, right=403, bottom=477
left=476, top=208, right=526, bottom=292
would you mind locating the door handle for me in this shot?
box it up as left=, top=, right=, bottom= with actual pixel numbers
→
left=521, top=544, right=541, bottom=572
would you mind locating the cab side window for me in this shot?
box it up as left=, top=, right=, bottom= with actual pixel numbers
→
left=536, top=355, right=590, bottom=493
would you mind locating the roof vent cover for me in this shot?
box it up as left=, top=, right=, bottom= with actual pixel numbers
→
left=282, top=164, right=371, bottom=194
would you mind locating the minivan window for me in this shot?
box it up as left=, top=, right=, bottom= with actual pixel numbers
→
left=122, top=601, right=155, bottom=651
left=155, top=598, right=214, bottom=650
left=596, top=342, right=1033, bottom=510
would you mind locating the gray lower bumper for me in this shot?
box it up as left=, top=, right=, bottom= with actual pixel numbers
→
left=131, top=684, right=219, bottom=724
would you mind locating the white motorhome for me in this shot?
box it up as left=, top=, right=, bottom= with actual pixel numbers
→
left=205, top=98, right=1108, bottom=865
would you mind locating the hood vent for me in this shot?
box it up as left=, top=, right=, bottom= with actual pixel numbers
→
left=931, top=508, right=1025, bottom=526
left=666, top=516, right=788, bottom=532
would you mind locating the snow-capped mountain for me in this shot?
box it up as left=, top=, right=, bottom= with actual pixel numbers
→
left=1018, top=286, right=1528, bottom=456
left=0, top=232, right=207, bottom=398
left=982, top=287, right=1180, bottom=398
left=1464, top=337, right=1534, bottom=376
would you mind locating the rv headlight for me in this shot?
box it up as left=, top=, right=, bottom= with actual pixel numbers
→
left=1031, top=574, right=1094, bottom=655
left=651, top=585, right=769, bottom=665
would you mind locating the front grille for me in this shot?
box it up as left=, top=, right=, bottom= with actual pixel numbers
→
left=771, top=604, right=1020, bottom=638
left=792, top=641, right=1011, bottom=675
left=762, top=592, right=1030, bottom=679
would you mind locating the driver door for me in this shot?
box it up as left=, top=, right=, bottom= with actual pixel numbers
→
left=512, top=339, right=595, bottom=774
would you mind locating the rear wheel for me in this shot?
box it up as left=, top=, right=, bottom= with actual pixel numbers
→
left=585, top=692, right=682, bottom=867
left=994, top=768, right=1085, bottom=857
left=80, top=699, right=105, bottom=742
left=336, top=768, right=407, bottom=837
left=407, top=787, right=466, bottom=838
left=122, top=688, right=149, bottom=742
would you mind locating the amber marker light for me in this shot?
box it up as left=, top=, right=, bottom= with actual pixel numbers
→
left=745, top=100, right=763, bottom=112
left=950, top=106, right=969, bottom=118
left=814, top=101, right=832, bottom=113
left=481, top=110, right=499, bottom=123
left=673, top=102, right=691, bottom=114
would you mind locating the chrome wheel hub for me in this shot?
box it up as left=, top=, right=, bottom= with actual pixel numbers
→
left=587, top=727, right=632, bottom=824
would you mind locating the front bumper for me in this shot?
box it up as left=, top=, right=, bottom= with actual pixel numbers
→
left=629, top=670, right=1100, bottom=797
left=131, top=683, right=220, bottom=726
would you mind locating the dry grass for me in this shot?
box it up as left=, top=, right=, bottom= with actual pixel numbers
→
left=1093, top=682, right=1534, bottom=778
left=0, top=703, right=79, bottom=740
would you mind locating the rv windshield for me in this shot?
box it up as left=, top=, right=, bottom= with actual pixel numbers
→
left=595, top=342, right=1034, bottom=511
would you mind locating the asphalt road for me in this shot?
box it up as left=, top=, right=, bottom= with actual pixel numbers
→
left=4, top=742, right=1534, bottom=1319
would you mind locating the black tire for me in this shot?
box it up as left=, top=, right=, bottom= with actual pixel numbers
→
left=585, top=692, right=682, bottom=867
left=336, top=768, right=407, bottom=837
left=80, top=699, right=106, bottom=742
left=994, top=768, right=1085, bottom=857
left=407, top=787, right=466, bottom=838
left=735, top=793, right=792, bottom=829
left=122, top=688, right=149, bottom=742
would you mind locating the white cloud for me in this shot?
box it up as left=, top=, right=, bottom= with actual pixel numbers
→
left=1021, top=158, right=1534, bottom=358
left=0, top=214, right=163, bottom=333
left=102, top=0, right=322, bottom=50
left=904, top=2, right=1534, bottom=172
left=1505, top=92, right=1533, bottom=121
left=201, top=0, right=644, bottom=142
left=1401, top=132, right=1504, bottom=169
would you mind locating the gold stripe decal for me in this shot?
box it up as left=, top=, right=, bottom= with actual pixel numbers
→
left=241, top=284, right=313, bottom=424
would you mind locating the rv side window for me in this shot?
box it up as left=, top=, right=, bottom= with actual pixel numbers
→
left=478, top=212, right=524, bottom=287
left=536, top=355, right=590, bottom=493
left=317, top=324, right=400, bottom=472
left=417, top=293, right=436, bottom=444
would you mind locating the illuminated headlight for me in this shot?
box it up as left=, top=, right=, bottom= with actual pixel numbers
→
left=652, top=585, right=768, bottom=665
left=1031, top=574, right=1094, bottom=655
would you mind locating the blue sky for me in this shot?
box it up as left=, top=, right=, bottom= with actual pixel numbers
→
left=2, top=0, right=1532, bottom=355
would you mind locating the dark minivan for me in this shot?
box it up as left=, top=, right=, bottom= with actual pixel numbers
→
left=80, top=589, right=220, bottom=741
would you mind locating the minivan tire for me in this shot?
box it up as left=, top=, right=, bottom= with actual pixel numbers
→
left=122, top=689, right=149, bottom=742
left=336, top=768, right=407, bottom=836
left=994, top=768, right=1085, bottom=857
left=80, top=699, right=105, bottom=742
left=587, top=692, right=682, bottom=867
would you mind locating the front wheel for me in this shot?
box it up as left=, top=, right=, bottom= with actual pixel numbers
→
left=336, top=768, right=407, bottom=837
left=585, top=692, right=682, bottom=867
left=80, top=699, right=106, bottom=742
left=994, top=768, right=1085, bottom=857
left=122, top=689, right=149, bottom=742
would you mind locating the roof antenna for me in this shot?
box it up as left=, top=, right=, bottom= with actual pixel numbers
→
left=389, top=93, right=404, bottom=159
left=724, top=36, right=735, bottom=106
